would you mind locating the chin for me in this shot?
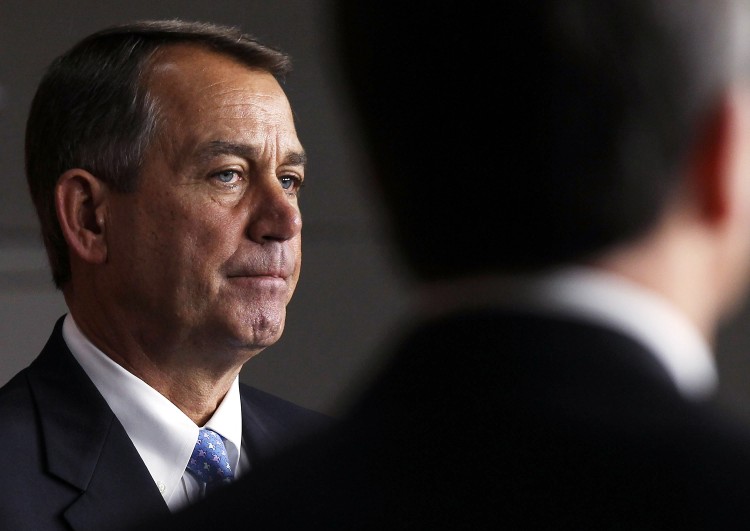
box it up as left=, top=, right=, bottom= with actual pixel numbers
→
left=230, top=312, right=286, bottom=350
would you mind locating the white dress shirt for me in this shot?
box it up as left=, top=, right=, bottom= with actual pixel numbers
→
left=62, top=314, right=249, bottom=512
left=419, top=266, right=718, bottom=400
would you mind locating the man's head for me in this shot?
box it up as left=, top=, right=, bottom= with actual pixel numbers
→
left=335, top=1, right=750, bottom=281
left=26, top=19, right=294, bottom=288
left=27, top=20, right=304, bottom=362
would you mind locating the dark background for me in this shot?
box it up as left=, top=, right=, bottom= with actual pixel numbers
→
left=3, top=0, right=750, bottom=422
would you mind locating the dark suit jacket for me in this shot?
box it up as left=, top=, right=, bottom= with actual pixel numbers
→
left=145, top=307, right=750, bottom=530
left=0, top=315, right=330, bottom=531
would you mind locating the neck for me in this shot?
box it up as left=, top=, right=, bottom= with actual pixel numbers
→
left=591, top=228, right=719, bottom=344
left=64, top=290, right=246, bottom=425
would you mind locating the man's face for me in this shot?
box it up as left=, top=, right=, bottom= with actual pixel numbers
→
left=104, top=45, right=304, bottom=361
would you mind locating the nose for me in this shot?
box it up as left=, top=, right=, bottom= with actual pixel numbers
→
left=245, top=178, right=302, bottom=243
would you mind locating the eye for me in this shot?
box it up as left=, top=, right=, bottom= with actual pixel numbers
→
left=280, top=175, right=303, bottom=192
left=213, top=169, right=242, bottom=185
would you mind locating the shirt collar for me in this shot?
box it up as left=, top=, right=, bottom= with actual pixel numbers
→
left=61, top=313, right=243, bottom=503
left=418, top=266, right=718, bottom=400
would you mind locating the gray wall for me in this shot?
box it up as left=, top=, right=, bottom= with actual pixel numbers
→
left=4, top=0, right=750, bottom=423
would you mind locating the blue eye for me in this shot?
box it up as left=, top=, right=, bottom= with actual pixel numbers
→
left=280, top=175, right=302, bottom=191
left=215, top=170, right=241, bottom=184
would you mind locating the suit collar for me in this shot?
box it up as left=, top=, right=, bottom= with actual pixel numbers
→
left=239, top=387, right=284, bottom=464
left=418, top=267, right=717, bottom=400
left=27, top=317, right=312, bottom=528
left=28, top=316, right=170, bottom=530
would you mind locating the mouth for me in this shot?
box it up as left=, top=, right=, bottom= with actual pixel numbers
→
left=226, top=275, right=289, bottom=295
left=227, top=269, right=289, bottom=280
left=224, top=250, right=296, bottom=283
left=227, top=271, right=288, bottom=282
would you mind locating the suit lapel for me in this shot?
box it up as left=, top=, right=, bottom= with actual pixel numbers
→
left=240, top=389, right=283, bottom=464
left=61, top=418, right=170, bottom=531
left=28, top=318, right=170, bottom=531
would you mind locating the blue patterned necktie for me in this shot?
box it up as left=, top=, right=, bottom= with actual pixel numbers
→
left=186, top=428, right=234, bottom=493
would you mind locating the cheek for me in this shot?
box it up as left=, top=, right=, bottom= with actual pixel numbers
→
left=290, top=234, right=303, bottom=272
left=184, top=210, right=248, bottom=266
left=287, top=237, right=303, bottom=300
left=128, top=203, right=218, bottom=283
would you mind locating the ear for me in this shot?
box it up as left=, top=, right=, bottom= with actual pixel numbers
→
left=689, top=88, right=750, bottom=224
left=55, top=168, right=109, bottom=265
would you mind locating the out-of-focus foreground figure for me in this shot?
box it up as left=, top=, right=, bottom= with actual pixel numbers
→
left=145, top=1, right=750, bottom=529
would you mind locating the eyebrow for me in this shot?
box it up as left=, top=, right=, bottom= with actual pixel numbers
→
left=198, top=140, right=307, bottom=167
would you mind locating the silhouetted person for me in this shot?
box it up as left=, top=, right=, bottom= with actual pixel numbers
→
left=144, top=1, right=750, bottom=529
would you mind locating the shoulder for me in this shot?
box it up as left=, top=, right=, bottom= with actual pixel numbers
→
left=0, top=368, right=35, bottom=420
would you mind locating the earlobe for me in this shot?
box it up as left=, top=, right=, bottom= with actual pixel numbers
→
left=55, top=169, right=108, bottom=265
left=704, top=86, right=750, bottom=227
left=689, top=88, right=750, bottom=225
left=689, top=95, right=734, bottom=223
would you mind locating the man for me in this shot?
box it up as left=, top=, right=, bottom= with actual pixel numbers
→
left=145, top=0, right=750, bottom=529
left=0, top=19, right=329, bottom=531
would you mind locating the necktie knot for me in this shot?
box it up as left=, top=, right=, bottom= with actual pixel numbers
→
left=186, top=428, right=234, bottom=488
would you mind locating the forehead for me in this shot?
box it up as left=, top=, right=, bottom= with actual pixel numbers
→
left=145, top=44, right=299, bottom=155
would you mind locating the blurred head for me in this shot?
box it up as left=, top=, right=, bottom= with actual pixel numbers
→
left=334, top=0, right=750, bottom=280
left=26, top=19, right=292, bottom=288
